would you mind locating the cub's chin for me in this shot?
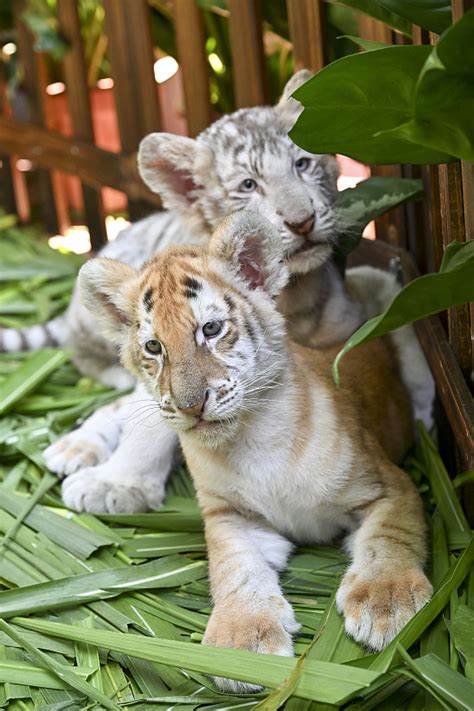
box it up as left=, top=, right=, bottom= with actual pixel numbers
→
left=175, top=416, right=240, bottom=448
left=286, top=241, right=332, bottom=275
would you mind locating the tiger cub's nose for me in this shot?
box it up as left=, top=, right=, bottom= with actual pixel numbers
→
left=178, top=390, right=209, bottom=417
left=285, top=214, right=315, bottom=236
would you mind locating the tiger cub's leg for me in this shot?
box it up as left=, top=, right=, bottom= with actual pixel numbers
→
left=336, top=463, right=432, bottom=650
left=44, top=393, right=131, bottom=476
left=60, top=407, right=180, bottom=514
left=202, top=507, right=299, bottom=693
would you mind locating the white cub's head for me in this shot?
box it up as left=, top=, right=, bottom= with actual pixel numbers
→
left=138, top=70, right=339, bottom=275
left=78, top=212, right=290, bottom=447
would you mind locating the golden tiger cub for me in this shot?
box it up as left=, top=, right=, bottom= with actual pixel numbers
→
left=78, top=211, right=432, bottom=692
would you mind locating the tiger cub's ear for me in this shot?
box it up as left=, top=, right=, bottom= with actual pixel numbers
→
left=209, top=211, right=289, bottom=297
left=78, top=258, right=139, bottom=344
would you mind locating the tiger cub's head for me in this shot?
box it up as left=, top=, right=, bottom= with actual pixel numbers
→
left=79, top=212, right=289, bottom=445
left=138, top=70, right=339, bottom=276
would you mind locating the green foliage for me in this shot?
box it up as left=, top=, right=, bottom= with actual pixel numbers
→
left=332, top=241, right=474, bottom=381
left=331, top=0, right=451, bottom=35
left=334, top=176, right=423, bottom=266
left=379, top=1, right=452, bottom=34
left=291, top=11, right=474, bottom=164
left=326, top=0, right=412, bottom=35
left=0, top=223, right=473, bottom=710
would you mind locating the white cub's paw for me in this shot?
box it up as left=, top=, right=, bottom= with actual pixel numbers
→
left=203, top=595, right=299, bottom=693
left=336, top=567, right=432, bottom=651
left=44, top=431, right=111, bottom=478
left=61, top=465, right=166, bottom=514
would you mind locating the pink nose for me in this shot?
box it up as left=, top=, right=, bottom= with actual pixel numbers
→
left=285, top=215, right=315, bottom=236
left=178, top=391, right=209, bottom=417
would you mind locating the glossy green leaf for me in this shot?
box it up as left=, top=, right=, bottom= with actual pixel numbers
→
left=417, top=424, right=471, bottom=550
left=379, top=1, right=451, bottom=34
left=334, top=177, right=423, bottom=262
left=0, top=350, right=71, bottom=415
left=326, top=0, right=411, bottom=35
left=332, top=241, right=474, bottom=381
left=0, top=620, right=120, bottom=710
left=290, top=46, right=452, bottom=164
left=378, top=10, right=474, bottom=162
left=0, top=557, right=207, bottom=618
left=13, top=618, right=381, bottom=705
left=448, top=605, right=474, bottom=680
left=398, top=647, right=474, bottom=710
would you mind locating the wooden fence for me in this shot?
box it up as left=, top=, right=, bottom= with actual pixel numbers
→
left=0, top=0, right=472, bottom=489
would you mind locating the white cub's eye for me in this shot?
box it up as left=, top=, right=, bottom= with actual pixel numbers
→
left=238, top=178, right=257, bottom=192
left=295, top=157, right=310, bottom=173
left=203, top=320, right=223, bottom=338
left=145, top=339, right=162, bottom=355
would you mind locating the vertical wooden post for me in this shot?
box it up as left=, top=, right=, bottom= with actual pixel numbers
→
left=57, top=0, right=107, bottom=251
left=174, top=0, right=212, bottom=137
left=103, top=0, right=161, bottom=221
left=13, top=0, right=59, bottom=233
left=228, top=0, right=267, bottom=107
left=287, top=0, right=325, bottom=72
left=0, top=74, right=17, bottom=215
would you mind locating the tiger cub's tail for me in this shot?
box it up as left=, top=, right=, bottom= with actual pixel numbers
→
left=0, top=315, right=67, bottom=352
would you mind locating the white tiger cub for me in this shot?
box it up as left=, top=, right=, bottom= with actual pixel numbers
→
left=77, top=211, right=432, bottom=692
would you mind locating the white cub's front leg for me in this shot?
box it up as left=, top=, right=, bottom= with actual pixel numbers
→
left=52, top=384, right=180, bottom=513
left=336, top=464, right=432, bottom=651
left=44, top=392, right=131, bottom=476
left=202, top=509, right=299, bottom=693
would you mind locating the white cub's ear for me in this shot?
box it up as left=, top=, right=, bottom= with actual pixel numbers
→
left=276, top=69, right=312, bottom=117
left=210, top=211, right=289, bottom=297
left=138, top=133, right=206, bottom=209
left=78, top=258, right=139, bottom=344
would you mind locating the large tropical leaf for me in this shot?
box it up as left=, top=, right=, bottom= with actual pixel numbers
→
left=290, top=45, right=451, bottom=164
left=325, top=0, right=412, bottom=35
left=378, top=10, right=474, bottom=162
left=291, top=11, right=474, bottom=165
left=334, top=177, right=423, bottom=262
left=380, top=1, right=452, bottom=34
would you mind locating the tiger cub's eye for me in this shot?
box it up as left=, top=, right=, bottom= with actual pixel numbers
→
left=203, top=320, right=223, bottom=338
left=145, top=339, right=162, bottom=355
left=295, top=157, right=310, bottom=173
left=239, top=178, right=257, bottom=192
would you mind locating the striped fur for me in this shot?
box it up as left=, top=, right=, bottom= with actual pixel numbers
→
left=40, top=69, right=433, bottom=516
left=1, top=70, right=360, bottom=376
left=77, top=212, right=432, bottom=690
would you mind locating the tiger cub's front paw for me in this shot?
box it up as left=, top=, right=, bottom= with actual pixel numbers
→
left=44, top=431, right=111, bottom=477
left=336, top=567, right=432, bottom=651
left=203, top=595, right=299, bottom=693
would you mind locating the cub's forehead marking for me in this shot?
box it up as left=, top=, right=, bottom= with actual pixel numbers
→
left=183, top=276, right=202, bottom=299
left=143, top=288, right=154, bottom=312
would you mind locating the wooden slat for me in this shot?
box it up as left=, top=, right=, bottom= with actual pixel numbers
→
left=0, top=72, right=17, bottom=215
left=174, top=0, right=212, bottom=137
left=416, top=316, right=474, bottom=471
left=102, top=0, right=161, bottom=220
left=287, top=0, right=325, bottom=72
left=229, top=0, right=267, bottom=107
left=437, top=162, right=472, bottom=380
left=13, top=0, right=59, bottom=233
left=57, top=0, right=107, bottom=251
left=0, top=116, right=161, bottom=207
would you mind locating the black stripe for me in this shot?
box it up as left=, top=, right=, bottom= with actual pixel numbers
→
left=184, top=289, right=197, bottom=299
left=184, top=277, right=202, bottom=292
left=223, top=294, right=235, bottom=312
left=143, top=288, right=154, bottom=312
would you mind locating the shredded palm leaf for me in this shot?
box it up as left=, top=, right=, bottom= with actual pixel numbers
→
left=0, top=214, right=473, bottom=710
